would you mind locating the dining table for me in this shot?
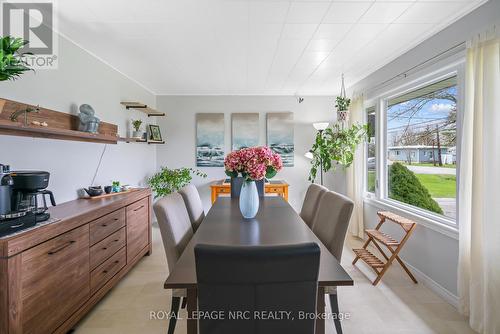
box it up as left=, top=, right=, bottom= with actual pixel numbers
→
left=164, top=196, right=354, bottom=334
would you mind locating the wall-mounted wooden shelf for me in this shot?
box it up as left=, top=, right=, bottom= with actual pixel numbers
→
left=117, top=136, right=146, bottom=143
left=0, top=121, right=118, bottom=144
left=120, top=102, right=165, bottom=117
left=117, top=137, right=165, bottom=144
left=0, top=98, right=119, bottom=144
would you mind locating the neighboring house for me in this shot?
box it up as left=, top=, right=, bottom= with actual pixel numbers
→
left=388, top=145, right=455, bottom=164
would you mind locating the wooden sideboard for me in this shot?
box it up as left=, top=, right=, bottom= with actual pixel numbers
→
left=210, top=179, right=289, bottom=204
left=0, top=189, right=152, bottom=334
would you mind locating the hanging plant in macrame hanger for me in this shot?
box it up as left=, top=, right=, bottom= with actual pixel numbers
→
left=335, top=74, right=351, bottom=125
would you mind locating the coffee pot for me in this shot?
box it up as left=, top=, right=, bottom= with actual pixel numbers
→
left=0, top=164, right=14, bottom=216
left=10, top=171, right=56, bottom=221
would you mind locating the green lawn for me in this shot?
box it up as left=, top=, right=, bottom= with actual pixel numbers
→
left=368, top=171, right=455, bottom=198
left=368, top=171, right=376, bottom=192
left=402, top=162, right=456, bottom=169
left=415, top=174, right=456, bottom=198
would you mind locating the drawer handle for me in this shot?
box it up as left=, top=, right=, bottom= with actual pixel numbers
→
left=48, top=240, right=75, bottom=255
left=101, top=218, right=118, bottom=227
left=102, top=260, right=120, bottom=274
left=102, top=239, right=120, bottom=251
left=133, top=205, right=145, bottom=212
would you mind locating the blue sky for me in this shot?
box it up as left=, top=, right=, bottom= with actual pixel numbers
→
left=387, top=86, right=457, bottom=133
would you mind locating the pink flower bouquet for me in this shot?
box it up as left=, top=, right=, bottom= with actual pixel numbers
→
left=224, top=146, right=283, bottom=181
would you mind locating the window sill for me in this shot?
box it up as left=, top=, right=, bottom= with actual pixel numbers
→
left=363, top=197, right=459, bottom=240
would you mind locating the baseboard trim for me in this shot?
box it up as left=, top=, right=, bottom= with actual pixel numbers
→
left=404, top=262, right=459, bottom=308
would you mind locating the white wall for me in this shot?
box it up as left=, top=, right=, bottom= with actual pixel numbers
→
left=349, top=0, right=500, bottom=302
left=0, top=35, right=157, bottom=204
left=155, top=95, right=346, bottom=212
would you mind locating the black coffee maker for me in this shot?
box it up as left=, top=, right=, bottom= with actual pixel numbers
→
left=11, top=171, right=56, bottom=222
left=0, top=167, right=56, bottom=237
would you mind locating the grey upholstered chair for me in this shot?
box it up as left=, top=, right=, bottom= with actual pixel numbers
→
left=179, top=184, right=205, bottom=232
left=311, top=191, right=354, bottom=334
left=300, top=183, right=328, bottom=228
left=195, top=243, right=320, bottom=334
left=153, top=193, right=194, bottom=334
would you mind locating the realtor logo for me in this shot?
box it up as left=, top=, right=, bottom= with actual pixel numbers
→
left=1, top=0, right=58, bottom=69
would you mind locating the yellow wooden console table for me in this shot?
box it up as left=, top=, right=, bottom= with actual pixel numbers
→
left=210, top=179, right=289, bottom=204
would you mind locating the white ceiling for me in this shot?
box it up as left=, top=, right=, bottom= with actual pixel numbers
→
left=56, top=0, right=485, bottom=95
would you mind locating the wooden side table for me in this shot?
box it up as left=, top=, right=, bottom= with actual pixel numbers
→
left=210, top=180, right=289, bottom=204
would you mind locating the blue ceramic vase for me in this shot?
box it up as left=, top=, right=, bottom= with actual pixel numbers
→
left=239, top=180, right=259, bottom=219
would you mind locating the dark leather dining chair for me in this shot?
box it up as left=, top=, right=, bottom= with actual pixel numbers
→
left=311, top=191, right=354, bottom=334
left=153, top=193, right=194, bottom=334
left=195, top=242, right=321, bottom=334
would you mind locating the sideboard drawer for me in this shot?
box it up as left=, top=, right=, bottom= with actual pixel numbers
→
left=90, top=246, right=126, bottom=294
left=89, top=208, right=126, bottom=245
left=126, top=197, right=149, bottom=262
left=21, top=225, right=90, bottom=334
left=90, top=228, right=126, bottom=270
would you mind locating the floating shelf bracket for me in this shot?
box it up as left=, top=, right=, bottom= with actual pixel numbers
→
left=120, top=102, right=165, bottom=117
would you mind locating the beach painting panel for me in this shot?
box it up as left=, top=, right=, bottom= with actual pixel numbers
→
left=266, top=112, right=294, bottom=167
left=232, top=113, right=259, bottom=150
left=196, top=113, right=225, bottom=167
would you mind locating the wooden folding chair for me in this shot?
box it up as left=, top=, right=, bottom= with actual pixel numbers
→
left=352, top=211, right=417, bottom=286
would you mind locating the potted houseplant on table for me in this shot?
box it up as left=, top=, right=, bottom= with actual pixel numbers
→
left=148, top=167, right=207, bottom=199
left=131, top=119, right=143, bottom=138
left=224, top=146, right=283, bottom=219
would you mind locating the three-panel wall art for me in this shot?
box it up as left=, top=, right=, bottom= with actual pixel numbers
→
left=195, top=112, right=294, bottom=167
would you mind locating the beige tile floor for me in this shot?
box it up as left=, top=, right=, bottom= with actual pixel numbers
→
left=74, top=224, right=475, bottom=334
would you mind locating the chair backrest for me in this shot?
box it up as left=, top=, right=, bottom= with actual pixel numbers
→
left=195, top=243, right=320, bottom=334
left=311, top=191, right=354, bottom=261
left=153, top=193, right=194, bottom=271
left=300, top=183, right=328, bottom=228
left=179, top=184, right=205, bottom=232
left=230, top=177, right=264, bottom=198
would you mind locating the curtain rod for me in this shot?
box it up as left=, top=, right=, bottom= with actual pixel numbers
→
left=364, top=41, right=466, bottom=94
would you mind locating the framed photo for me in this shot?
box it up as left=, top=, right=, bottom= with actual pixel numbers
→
left=148, top=124, right=162, bottom=141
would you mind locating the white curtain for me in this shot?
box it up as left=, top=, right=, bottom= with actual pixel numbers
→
left=458, top=27, right=500, bottom=334
left=347, top=95, right=365, bottom=239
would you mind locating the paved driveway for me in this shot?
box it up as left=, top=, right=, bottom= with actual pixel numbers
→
left=406, top=165, right=456, bottom=175
left=435, top=198, right=456, bottom=219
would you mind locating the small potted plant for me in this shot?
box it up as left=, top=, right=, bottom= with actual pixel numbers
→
left=131, top=119, right=143, bottom=138
left=335, top=96, right=351, bottom=122
left=112, top=181, right=121, bottom=193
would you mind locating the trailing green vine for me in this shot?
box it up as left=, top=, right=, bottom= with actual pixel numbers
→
left=308, top=123, right=368, bottom=182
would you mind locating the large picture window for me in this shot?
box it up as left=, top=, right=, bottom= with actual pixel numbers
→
left=385, top=76, right=458, bottom=220
left=366, top=106, right=376, bottom=193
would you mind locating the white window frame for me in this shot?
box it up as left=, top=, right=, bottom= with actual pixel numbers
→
left=364, top=106, right=376, bottom=195
left=363, top=52, right=465, bottom=233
